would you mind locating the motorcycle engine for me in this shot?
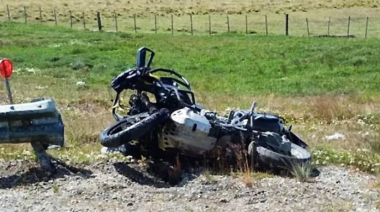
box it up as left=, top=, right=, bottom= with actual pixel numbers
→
left=158, top=107, right=217, bottom=156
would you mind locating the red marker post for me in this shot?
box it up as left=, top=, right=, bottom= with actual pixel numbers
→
left=0, top=58, right=14, bottom=104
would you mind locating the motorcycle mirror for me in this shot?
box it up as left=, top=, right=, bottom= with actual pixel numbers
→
left=136, top=47, right=146, bottom=68
left=136, top=46, right=155, bottom=69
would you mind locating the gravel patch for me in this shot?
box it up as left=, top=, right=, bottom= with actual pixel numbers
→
left=0, top=158, right=379, bottom=212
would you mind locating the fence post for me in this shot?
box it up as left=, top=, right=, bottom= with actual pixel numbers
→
left=6, top=5, right=10, bottom=21
left=69, top=10, right=73, bottom=28
left=39, top=7, right=42, bottom=23
left=190, top=14, right=193, bottom=35
left=171, top=14, right=174, bottom=35
left=227, top=15, right=230, bottom=32
left=265, top=15, right=268, bottom=35
left=208, top=15, right=211, bottom=35
left=54, top=8, right=57, bottom=26
left=82, top=12, right=86, bottom=29
left=114, top=11, right=118, bottom=32
left=306, top=18, right=310, bottom=37
left=327, top=17, right=330, bottom=35
left=134, top=14, right=137, bottom=33
left=23, top=6, right=27, bottom=24
left=97, top=12, right=102, bottom=31
left=365, top=17, right=369, bottom=39
left=154, top=14, right=157, bottom=33
left=245, top=15, right=248, bottom=34
left=285, top=13, right=289, bottom=36
left=347, top=16, right=351, bottom=36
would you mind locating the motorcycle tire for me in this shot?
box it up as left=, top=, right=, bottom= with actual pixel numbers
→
left=99, top=108, right=170, bottom=148
left=249, top=140, right=311, bottom=171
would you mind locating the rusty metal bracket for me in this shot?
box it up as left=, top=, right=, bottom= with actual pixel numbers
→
left=31, top=141, right=56, bottom=173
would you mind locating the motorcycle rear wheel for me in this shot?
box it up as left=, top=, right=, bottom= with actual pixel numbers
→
left=248, top=135, right=311, bottom=171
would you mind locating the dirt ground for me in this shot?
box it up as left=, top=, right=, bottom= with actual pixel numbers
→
left=0, top=157, right=379, bottom=212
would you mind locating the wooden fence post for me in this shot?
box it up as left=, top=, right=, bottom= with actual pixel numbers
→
left=227, top=15, right=230, bottom=32
left=265, top=15, right=268, bottom=35
left=23, top=6, right=27, bottom=24
left=190, top=14, right=193, bottom=35
left=69, top=10, right=73, bottom=28
left=97, top=12, right=102, bottom=31
left=171, top=14, right=174, bottom=35
left=347, top=16, right=351, bottom=36
left=154, top=14, right=157, bottom=33
left=245, top=15, right=248, bottom=34
left=208, top=15, right=211, bottom=35
left=285, top=13, right=289, bottom=35
left=327, top=17, right=330, bottom=35
left=39, top=7, right=42, bottom=23
left=6, top=5, right=10, bottom=21
left=82, top=12, right=86, bottom=29
left=365, top=17, right=369, bottom=39
left=54, top=8, right=57, bottom=26
left=306, top=18, right=310, bottom=37
left=134, top=14, right=137, bottom=33
left=114, top=11, right=118, bottom=32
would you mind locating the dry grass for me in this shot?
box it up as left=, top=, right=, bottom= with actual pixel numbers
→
left=1, top=0, right=379, bottom=16
left=202, top=93, right=380, bottom=153
left=1, top=72, right=380, bottom=172
left=290, top=161, right=314, bottom=183
left=325, top=200, right=354, bottom=212
left=1, top=0, right=380, bottom=37
left=309, top=95, right=357, bottom=123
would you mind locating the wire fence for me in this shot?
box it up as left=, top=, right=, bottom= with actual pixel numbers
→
left=2, top=5, right=380, bottom=38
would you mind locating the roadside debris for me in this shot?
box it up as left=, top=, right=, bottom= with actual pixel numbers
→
left=76, top=81, right=86, bottom=86
left=325, top=132, right=346, bottom=141
left=0, top=58, right=65, bottom=173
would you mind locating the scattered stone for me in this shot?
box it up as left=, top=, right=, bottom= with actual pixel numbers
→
left=219, top=198, right=228, bottom=203
left=0, top=160, right=378, bottom=212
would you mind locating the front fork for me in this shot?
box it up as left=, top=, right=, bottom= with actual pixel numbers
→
left=128, top=92, right=158, bottom=115
left=111, top=91, right=152, bottom=120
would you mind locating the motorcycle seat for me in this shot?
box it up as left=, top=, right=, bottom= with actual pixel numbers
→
left=252, top=113, right=280, bottom=122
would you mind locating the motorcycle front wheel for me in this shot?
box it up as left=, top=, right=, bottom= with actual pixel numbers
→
left=99, top=108, right=170, bottom=148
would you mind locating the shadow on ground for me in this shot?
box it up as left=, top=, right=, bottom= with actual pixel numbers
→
left=113, top=160, right=200, bottom=188
left=0, top=158, right=93, bottom=189
left=113, top=156, right=321, bottom=188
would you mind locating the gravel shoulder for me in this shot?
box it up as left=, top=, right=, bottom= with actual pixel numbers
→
left=0, top=158, right=379, bottom=212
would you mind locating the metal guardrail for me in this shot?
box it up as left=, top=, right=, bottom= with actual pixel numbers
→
left=0, top=59, right=65, bottom=173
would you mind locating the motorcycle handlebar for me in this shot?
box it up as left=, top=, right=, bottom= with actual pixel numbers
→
left=148, top=68, right=191, bottom=90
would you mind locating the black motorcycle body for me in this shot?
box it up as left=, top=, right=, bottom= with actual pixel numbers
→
left=99, top=47, right=312, bottom=183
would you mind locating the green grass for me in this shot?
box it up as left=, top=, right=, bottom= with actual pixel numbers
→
left=2, top=0, right=380, bottom=38
left=1, top=22, right=380, bottom=176
left=2, top=22, right=380, bottom=97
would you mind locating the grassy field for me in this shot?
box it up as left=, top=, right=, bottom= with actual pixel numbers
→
left=1, top=21, right=380, bottom=174
left=1, top=0, right=380, bottom=37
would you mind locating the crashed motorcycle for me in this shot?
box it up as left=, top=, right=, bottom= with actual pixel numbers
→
left=99, top=47, right=312, bottom=184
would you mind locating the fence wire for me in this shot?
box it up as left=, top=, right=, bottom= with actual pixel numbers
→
left=1, top=5, right=379, bottom=38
